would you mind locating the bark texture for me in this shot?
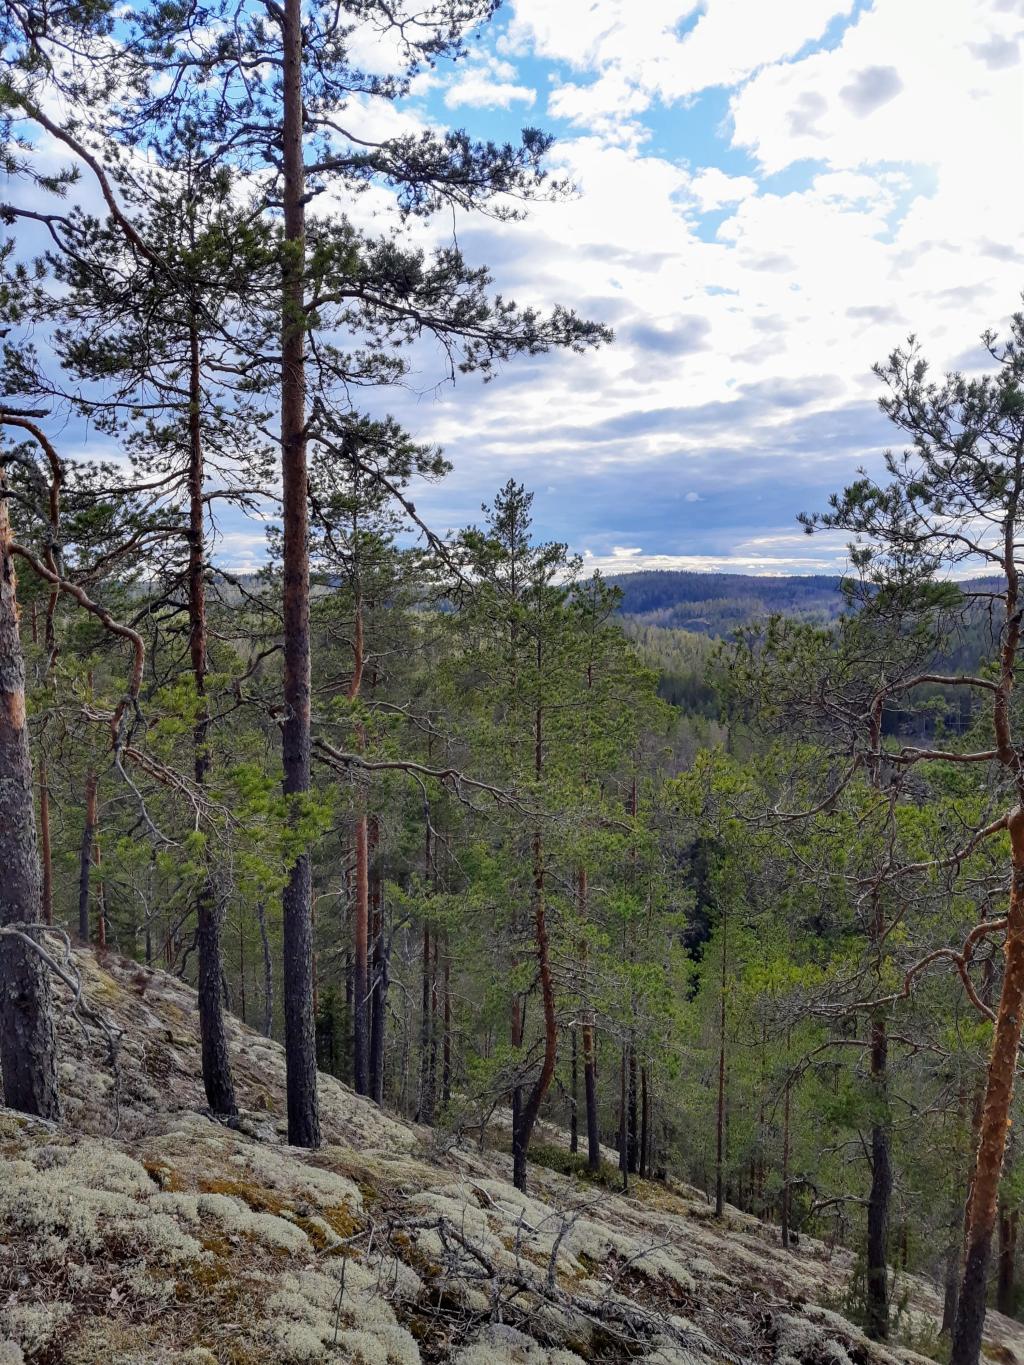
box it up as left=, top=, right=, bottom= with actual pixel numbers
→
left=0, top=482, right=61, bottom=1119
left=352, top=813, right=370, bottom=1095
left=512, top=827, right=557, bottom=1192
left=77, top=769, right=97, bottom=944
left=865, top=1011, right=892, bottom=1341
left=279, top=0, right=320, bottom=1149
left=952, top=809, right=1024, bottom=1365
left=188, top=316, right=237, bottom=1118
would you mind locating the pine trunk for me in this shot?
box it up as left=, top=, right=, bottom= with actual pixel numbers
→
left=442, top=942, right=451, bottom=1110
left=627, top=1042, right=639, bottom=1174
left=369, top=851, right=387, bottom=1106
left=569, top=1026, right=578, bottom=1154
left=865, top=1011, right=891, bottom=1341
left=258, top=902, right=274, bottom=1038
left=352, top=813, right=369, bottom=1095
left=640, top=1064, right=649, bottom=1179
left=512, top=826, right=557, bottom=1193
left=77, top=769, right=97, bottom=945
left=279, top=0, right=319, bottom=1149
left=0, top=479, right=61, bottom=1119
left=781, top=1076, right=792, bottom=1249
left=188, top=315, right=237, bottom=1118
left=997, top=1205, right=1018, bottom=1316
left=39, top=760, right=52, bottom=926
left=952, top=809, right=1024, bottom=1365
left=418, top=920, right=434, bottom=1124
left=578, top=871, right=601, bottom=1173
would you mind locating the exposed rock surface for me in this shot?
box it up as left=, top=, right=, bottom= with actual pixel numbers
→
left=0, top=948, right=1019, bottom=1365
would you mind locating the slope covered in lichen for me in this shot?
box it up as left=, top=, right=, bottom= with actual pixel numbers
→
left=0, top=949, right=1019, bottom=1365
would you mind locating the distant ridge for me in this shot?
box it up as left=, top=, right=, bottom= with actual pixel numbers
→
left=606, top=569, right=845, bottom=636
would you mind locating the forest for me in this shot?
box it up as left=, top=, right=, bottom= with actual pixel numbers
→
left=2, top=4, right=1024, bottom=1365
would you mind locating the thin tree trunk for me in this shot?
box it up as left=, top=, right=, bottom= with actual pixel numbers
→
left=578, top=871, right=601, bottom=1173
left=0, top=477, right=61, bottom=1119
left=512, top=827, right=557, bottom=1192
left=781, top=1074, right=792, bottom=1250
left=77, top=769, right=97, bottom=945
left=94, top=833, right=106, bottom=949
left=942, top=1245, right=960, bottom=1335
left=997, top=1204, right=1018, bottom=1316
left=865, top=1009, right=892, bottom=1340
left=569, top=1026, right=578, bottom=1154
left=618, top=1043, right=629, bottom=1194
left=238, top=910, right=246, bottom=1026
left=369, top=842, right=387, bottom=1107
left=640, top=1063, right=649, bottom=1179
left=279, top=0, right=319, bottom=1149
left=39, top=759, right=52, bottom=926
left=352, top=812, right=369, bottom=1095
left=627, top=1041, right=639, bottom=1174
left=952, top=809, right=1024, bottom=1365
left=418, top=920, right=434, bottom=1124
left=715, top=904, right=727, bottom=1218
left=442, top=940, right=451, bottom=1110
left=257, top=902, right=274, bottom=1038
left=428, top=932, right=439, bottom=1107
left=188, top=314, right=237, bottom=1119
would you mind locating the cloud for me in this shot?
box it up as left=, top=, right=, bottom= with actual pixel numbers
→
left=627, top=317, right=712, bottom=356
left=508, top=0, right=854, bottom=108
left=444, top=78, right=536, bottom=109
left=839, top=64, right=903, bottom=115
left=687, top=168, right=758, bottom=211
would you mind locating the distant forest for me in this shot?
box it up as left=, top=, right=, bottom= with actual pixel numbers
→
left=617, top=570, right=1003, bottom=739
left=607, top=570, right=846, bottom=634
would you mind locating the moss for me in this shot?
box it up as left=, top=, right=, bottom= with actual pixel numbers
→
left=144, top=1159, right=185, bottom=1192
left=84, top=973, right=128, bottom=1005
left=197, top=1177, right=289, bottom=1217
left=526, top=1144, right=622, bottom=1190
left=174, top=1256, right=248, bottom=1303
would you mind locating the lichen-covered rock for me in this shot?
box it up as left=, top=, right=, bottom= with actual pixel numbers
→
left=1, top=946, right=1019, bottom=1365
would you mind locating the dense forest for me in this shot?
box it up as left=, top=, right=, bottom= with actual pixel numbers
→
left=2, top=5, right=1024, bottom=1365
left=609, top=571, right=847, bottom=635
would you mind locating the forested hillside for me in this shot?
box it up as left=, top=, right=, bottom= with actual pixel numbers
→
left=609, top=571, right=846, bottom=635
left=2, top=5, right=1024, bottom=1365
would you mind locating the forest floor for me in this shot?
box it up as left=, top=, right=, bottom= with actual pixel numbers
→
left=0, top=948, right=1020, bottom=1365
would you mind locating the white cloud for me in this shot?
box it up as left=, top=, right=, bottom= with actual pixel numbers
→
left=580, top=549, right=844, bottom=575
left=444, top=77, right=536, bottom=109
left=509, top=0, right=854, bottom=118
left=687, top=167, right=758, bottom=211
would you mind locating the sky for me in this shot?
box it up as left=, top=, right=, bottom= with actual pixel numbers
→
left=11, top=0, right=1024, bottom=577
left=337, top=0, right=1024, bottom=577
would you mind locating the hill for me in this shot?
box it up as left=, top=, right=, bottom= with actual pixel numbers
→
left=606, top=572, right=846, bottom=636
left=2, top=947, right=1019, bottom=1365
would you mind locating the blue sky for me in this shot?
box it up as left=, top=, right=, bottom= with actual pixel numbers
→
left=11, top=0, right=1024, bottom=576
left=322, top=0, right=1023, bottom=577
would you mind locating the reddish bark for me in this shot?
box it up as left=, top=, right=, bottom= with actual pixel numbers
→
left=953, top=810, right=1024, bottom=1364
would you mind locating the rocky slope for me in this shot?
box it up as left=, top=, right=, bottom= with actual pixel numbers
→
left=0, top=947, right=1019, bottom=1365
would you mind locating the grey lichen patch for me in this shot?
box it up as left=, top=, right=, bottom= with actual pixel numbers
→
left=0, top=1304, right=71, bottom=1358
left=10, top=946, right=1020, bottom=1365
left=454, top=1325, right=587, bottom=1365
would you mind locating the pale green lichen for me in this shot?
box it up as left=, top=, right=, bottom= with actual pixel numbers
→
left=0, top=1302, right=72, bottom=1356
left=454, top=1325, right=587, bottom=1365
